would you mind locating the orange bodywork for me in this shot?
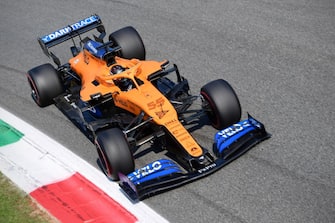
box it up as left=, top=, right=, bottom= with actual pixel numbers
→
left=69, top=50, right=203, bottom=158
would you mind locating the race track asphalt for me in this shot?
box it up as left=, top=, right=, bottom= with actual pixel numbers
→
left=1, top=0, right=334, bottom=222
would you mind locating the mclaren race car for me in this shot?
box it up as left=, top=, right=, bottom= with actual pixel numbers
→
left=26, top=15, right=270, bottom=200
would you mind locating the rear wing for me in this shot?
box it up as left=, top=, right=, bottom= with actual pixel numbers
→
left=38, top=14, right=106, bottom=59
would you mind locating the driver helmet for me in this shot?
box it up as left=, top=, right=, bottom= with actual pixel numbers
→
left=110, top=65, right=125, bottom=75
left=110, top=65, right=132, bottom=91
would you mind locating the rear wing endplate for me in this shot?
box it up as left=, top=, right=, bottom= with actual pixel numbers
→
left=38, top=14, right=105, bottom=58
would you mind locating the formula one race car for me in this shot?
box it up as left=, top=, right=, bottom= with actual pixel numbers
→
left=26, top=15, right=270, bottom=200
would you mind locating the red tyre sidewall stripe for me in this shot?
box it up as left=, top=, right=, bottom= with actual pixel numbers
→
left=95, top=139, right=113, bottom=177
left=26, top=73, right=41, bottom=106
left=201, top=91, right=219, bottom=127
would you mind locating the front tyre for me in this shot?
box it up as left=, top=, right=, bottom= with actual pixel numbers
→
left=26, top=63, right=63, bottom=107
left=95, top=128, right=135, bottom=181
left=201, top=79, right=241, bottom=129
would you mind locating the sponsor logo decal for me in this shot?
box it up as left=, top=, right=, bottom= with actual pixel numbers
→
left=164, top=119, right=178, bottom=126
left=155, top=110, right=169, bottom=119
left=198, top=163, right=217, bottom=173
left=133, top=161, right=162, bottom=179
left=217, top=120, right=251, bottom=139
left=41, top=15, right=99, bottom=43
left=86, top=41, right=98, bottom=54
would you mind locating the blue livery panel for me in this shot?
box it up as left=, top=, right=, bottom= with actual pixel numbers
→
left=214, top=115, right=269, bottom=159
left=127, top=159, right=184, bottom=185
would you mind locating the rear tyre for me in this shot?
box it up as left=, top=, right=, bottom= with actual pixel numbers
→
left=201, top=79, right=241, bottom=129
left=26, top=63, right=63, bottom=107
left=109, top=26, right=146, bottom=60
left=95, top=128, right=135, bottom=181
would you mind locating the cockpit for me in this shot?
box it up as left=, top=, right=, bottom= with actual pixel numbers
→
left=109, top=64, right=134, bottom=91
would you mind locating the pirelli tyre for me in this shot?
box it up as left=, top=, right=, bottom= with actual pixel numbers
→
left=26, top=63, right=63, bottom=107
left=95, top=128, right=135, bottom=181
left=109, top=26, right=146, bottom=60
left=201, top=79, right=241, bottom=129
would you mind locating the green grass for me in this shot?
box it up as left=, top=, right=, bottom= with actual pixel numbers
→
left=0, top=172, right=55, bottom=223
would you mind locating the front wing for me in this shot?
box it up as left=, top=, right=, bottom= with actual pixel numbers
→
left=119, top=114, right=271, bottom=201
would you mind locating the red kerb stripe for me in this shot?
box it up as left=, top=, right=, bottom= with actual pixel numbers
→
left=30, top=173, right=137, bottom=223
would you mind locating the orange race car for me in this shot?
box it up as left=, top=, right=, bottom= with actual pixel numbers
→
left=26, top=15, right=270, bottom=200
